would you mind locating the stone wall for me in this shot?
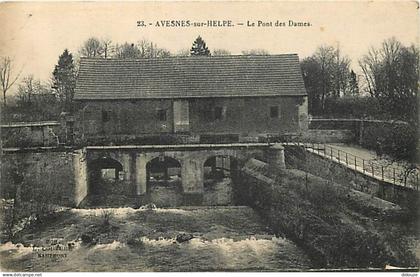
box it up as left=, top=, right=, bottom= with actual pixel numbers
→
left=0, top=150, right=78, bottom=207
left=203, top=178, right=233, bottom=206
left=73, top=149, right=88, bottom=206
left=147, top=181, right=184, bottom=207
left=75, top=96, right=306, bottom=144
left=284, top=145, right=419, bottom=209
left=189, top=96, right=301, bottom=136
left=309, top=118, right=411, bottom=144
left=309, top=118, right=360, bottom=130
left=0, top=144, right=285, bottom=208
left=237, top=158, right=416, bottom=268
left=1, top=122, right=63, bottom=148
left=303, top=129, right=355, bottom=143
left=84, top=144, right=284, bottom=206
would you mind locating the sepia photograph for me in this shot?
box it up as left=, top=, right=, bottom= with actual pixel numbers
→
left=0, top=0, right=418, bottom=273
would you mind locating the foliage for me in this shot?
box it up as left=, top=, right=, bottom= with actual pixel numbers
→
left=300, top=45, right=353, bottom=115
left=79, top=37, right=114, bottom=58
left=52, top=49, right=76, bottom=112
left=10, top=75, right=61, bottom=121
left=242, top=165, right=418, bottom=268
left=190, top=36, right=211, bottom=56
left=114, top=43, right=141, bottom=59
left=79, top=37, right=104, bottom=58
left=114, top=40, right=171, bottom=59
left=241, top=49, right=270, bottom=55
left=175, top=48, right=191, bottom=57
left=321, top=96, right=381, bottom=118
left=361, top=121, right=417, bottom=162
left=359, top=38, right=419, bottom=122
left=100, top=210, right=114, bottom=227
left=137, top=39, right=171, bottom=58
left=0, top=158, right=26, bottom=241
left=1, top=128, right=35, bottom=148
left=348, top=70, right=359, bottom=95
left=212, top=49, right=231, bottom=56
left=1, top=199, right=17, bottom=241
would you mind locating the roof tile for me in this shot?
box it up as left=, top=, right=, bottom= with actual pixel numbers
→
left=74, top=54, right=307, bottom=100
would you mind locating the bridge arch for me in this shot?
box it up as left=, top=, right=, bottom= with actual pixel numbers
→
left=202, top=155, right=240, bottom=205
left=87, top=156, right=127, bottom=204
left=145, top=156, right=183, bottom=206
left=89, top=157, right=123, bottom=185
left=203, top=155, right=239, bottom=179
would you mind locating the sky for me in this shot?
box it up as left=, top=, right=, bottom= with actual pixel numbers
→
left=0, top=1, right=418, bottom=94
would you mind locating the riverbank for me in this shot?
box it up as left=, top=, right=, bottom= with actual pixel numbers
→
left=239, top=159, right=419, bottom=269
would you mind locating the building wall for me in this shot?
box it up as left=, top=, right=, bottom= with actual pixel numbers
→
left=189, top=97, right=301, bottom=135
left=76, top=96, right=305, bottom=141
left=78, top=99, right=173, bottom=137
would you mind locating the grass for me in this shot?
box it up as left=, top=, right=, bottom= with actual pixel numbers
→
left=242, top=166, right=419, bottom=269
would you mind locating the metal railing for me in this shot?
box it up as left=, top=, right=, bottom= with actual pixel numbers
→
left=290, top=142, right=419, bottom=190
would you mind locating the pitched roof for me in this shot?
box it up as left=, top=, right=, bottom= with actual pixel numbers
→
left=74, top=54, right=307, bottom=100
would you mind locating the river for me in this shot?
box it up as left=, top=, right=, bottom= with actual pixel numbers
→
left=0, top=206, right=312, bottom=271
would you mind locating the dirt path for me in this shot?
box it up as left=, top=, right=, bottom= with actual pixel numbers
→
left=0, top=206, right=311, bottom=271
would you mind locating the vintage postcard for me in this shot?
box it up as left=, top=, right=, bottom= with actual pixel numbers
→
left=0, top=0, right=418, bottom=274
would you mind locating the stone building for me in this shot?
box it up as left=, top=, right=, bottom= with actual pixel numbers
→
left=0, top=55, right=308, bottom=207
left=73, top=54, right=308, bottom=144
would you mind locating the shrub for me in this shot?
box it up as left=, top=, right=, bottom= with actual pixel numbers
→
left=320, top=96, right=382, bottom=119
left=100, top=210, right=114, bottom=227
left=361, top=121, right=416, bottom=161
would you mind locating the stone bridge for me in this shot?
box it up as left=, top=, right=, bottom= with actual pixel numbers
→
left=74, top=143, right=285, bottom=206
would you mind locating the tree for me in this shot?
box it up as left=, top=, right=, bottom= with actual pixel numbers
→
left=301, top=57, right=324, bottom=115
left=190, top=36, right=211, bottom=56
left=52, top=49, right=76, bottom=112
left=79, top=37, right=114, bottom=58
left=348, top=70, right=359, bottom=95
left=213, top=49, right=231, bottom=56
left=101, top=38, right=113, bottom=58
left=114, top=40, right=171, bottom=59
left=16, top=75, right=39, bottom=106
left=300, top=45, right=352, bottom=114
left=175, top=48, right=191, bottom=57
left=115, top=43, right=141, bottom=59
left=14, top=76, right=59, bottom=121
left=241, top=49, right=269, bottom=55
left=0, top=56, right=21, bottom=107
left=359, top=38, right=419, bottom=122
left=137, top=39, right=171, bottom=58
left=79, top=37, right=103, bottom=58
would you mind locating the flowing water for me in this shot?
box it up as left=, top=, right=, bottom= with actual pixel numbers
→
left=0, top=206, right=311, bottom=271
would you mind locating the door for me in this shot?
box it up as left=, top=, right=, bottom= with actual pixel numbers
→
left=173, top=100, right=189, bottom=133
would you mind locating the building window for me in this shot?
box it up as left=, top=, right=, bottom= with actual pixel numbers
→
left=102, top=110, right=110, bottom=122
left=157, top=109, right=167, bottom=121
left=270, top=106, right=279, bottom=118
left=214, top=106, right=225, bottom=120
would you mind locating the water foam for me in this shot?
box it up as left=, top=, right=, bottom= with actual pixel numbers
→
left=0, top=242, right=34, bottom=257
left=71, top=207, right=192, bottom=218
left=93, top=240, right=124, bottom=250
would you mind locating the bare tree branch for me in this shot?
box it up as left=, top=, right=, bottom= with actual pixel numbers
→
left=0, top=56, right=22, bottom=107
